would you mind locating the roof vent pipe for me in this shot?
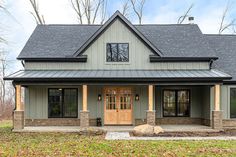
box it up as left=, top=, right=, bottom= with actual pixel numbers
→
left=188, top=17, right=194, bottom=24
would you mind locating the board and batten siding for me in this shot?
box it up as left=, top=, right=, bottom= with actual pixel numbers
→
left=24, top=85, right=149, bottom=122
left=24, top=19, right=210, bottom=70
left=155, top=86, right=211, bottom=118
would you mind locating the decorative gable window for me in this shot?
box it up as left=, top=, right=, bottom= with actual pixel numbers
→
left=106, top=43, right=129, bottom=62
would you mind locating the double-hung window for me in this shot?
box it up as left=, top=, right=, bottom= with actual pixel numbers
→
left=48, top=88, right=78, bottom=118
left=106, top=43, right=129, bottom=62
left=163, top=90, right=190, bottom=117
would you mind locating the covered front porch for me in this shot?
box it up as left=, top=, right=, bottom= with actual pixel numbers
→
left=5, top=69, right=231, bottom=131
left=12, top=83, right=223, bottom=131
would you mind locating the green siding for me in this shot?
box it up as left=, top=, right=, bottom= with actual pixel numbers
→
left=220, top=85, right=236, bottom=119
left=24, top=19, right=210, bottom=71
left=25, top=85, right=212, bottom=121
left=155, top=86, right=211, bottom=118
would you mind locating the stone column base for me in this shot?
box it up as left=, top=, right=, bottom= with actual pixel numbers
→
left=146, top=110, right=156, bottom=126
left=212, top=110, right=223, bottom=129
left=13, top=110, right=24, bottom=130
left=80, top=111, right=90, bottom=127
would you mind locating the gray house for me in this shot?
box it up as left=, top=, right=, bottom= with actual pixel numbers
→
left=5, top=11, right=236, bottom=130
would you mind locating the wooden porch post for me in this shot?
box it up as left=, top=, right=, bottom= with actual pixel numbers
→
left=80, top=85, right=89, bottom=127
left=82, top=85, right=88, bottom=111
left=147, top=85, right=155, bottom=125
left=15, top=85, right=23, bottom=111
left=148, top=85, right=153, bottom=111
left=214, top=84, right=220, bottom=111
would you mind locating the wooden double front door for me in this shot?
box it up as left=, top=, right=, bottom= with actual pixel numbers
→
left=104, top=88, right=133, bottom=125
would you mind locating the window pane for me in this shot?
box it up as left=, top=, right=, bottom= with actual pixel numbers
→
left=63, top=89, right=78, bottom=117
left=118, top=44, right=129, bottom=62
left=163, top=90, right=176, bottom=116
left=48, top=89, right=62, bottom=118
left=106, top=43, right=129, bottom=62
left=230, top=88, right=236, bottom=118
left=105, top=90, right=116, bottom=110
left=177, top=90, right=190, bottom=116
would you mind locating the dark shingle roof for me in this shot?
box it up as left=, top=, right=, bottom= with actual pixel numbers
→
left=206, top=34, right=236, bottom=81
left=18, top=24, right=217, bottom=59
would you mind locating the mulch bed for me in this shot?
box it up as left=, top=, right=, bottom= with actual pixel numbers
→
left=131, top=129, right=236, bottom=137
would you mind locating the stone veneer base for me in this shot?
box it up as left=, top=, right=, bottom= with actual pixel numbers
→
left=13, top=110, right=24, bottom=130
left=80, top=111, right=90, bottom=127
left=212, top=110, right=223, bottom=129
left=146, top=111, right=156, bottom=125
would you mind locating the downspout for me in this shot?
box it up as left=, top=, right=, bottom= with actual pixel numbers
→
left=209, top=59, right=214, bottom=69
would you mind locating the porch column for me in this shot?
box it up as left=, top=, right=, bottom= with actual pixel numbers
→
left=212, top=84, right=223, bottom=129
left=13, top=85, right=24, bottom=130
left=80, top=85, right=89, bottom=127
left=146, top=85, right=156, bottom=125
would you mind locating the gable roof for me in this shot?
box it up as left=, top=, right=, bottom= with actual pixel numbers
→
left=73, top=11, right=163, bottom=57
left=206, top=34, right=236, bottom=82
left=17, top=12, right=217, bottom=60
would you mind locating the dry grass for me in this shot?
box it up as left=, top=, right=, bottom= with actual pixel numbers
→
left=0, top=120, right=236, bottom=157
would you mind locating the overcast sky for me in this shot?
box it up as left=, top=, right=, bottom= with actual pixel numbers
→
left=1, top=0, right=236, bottom=73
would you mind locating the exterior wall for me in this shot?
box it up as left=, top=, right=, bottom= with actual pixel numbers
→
left=25, top=85, right=220, bottom=126
left=25, top=86, right=83, bottom=119
left=24, top=85, right=148, bottom=126
left=24, top=19, right=210, bottom=70
left=220, top=85, right=236, bottom=120
left=155, top=86, right=211, bottom=119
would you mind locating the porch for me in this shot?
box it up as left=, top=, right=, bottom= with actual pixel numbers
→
left=14, top=124, right=219, bottom=133
left=12, top=83, right=223, bottom=130
left=4, top=69, right=231, bottom=130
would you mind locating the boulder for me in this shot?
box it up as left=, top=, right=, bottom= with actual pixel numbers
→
left=79, top=127, right=106, bottom=136
left=154, top=126, right=164, bottom=134
left=133, top=124, right=164, bottom=136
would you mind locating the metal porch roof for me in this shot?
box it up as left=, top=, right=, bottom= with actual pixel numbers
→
left=4, top=69, right=231, bottom=82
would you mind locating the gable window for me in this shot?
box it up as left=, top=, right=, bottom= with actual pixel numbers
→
left=106, top=43, right=129, bottom=62
left=230, top=88, right=236, bottom=118
left=48, top=88, right=78, bottom=118
left=163, top=90, right=190, bottom=117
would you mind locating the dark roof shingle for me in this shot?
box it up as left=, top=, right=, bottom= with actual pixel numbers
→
left=206, top=34, right=236, bottom=81
left=18, top=24, right=217, bottom=59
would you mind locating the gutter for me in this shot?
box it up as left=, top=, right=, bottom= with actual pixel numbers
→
left=17, top=55, right=88, bottom=62
left=149, top=55, right=218, bottom=62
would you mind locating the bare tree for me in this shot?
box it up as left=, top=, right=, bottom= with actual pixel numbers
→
left=130, top=0, right=145, bottom=24
left=177, top=4, right=194, bottom=24
left=122, top=0, right=130, bottom=17
left=70, top=0, right=107, bottom=24
left=29, top=0, right=45, bottom=24
left=218, top=1, right=235, bottom=34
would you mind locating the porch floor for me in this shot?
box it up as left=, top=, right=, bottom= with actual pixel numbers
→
left=14, top=125, right=220, bottom=133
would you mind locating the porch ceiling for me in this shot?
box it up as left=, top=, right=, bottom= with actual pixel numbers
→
left=4, top=69, right=231, bottom=83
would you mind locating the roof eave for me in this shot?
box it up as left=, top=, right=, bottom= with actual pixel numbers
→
left=149, top=55, right=218, bottom=62
left=17, top=55, right=87, bottom=62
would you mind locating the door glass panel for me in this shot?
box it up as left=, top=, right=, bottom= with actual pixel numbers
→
left=48, top=89, right=62, bottom=118
left=63, top=89, right=77, bottom=117
left=230, top=88, right=236, bottom=118
left=163, top=90, right=176, bottom=116
left=177, top=90, right=190, bottom=116
left=105, top=89, right=116, bottom=110
left=120, top=89, right=132, bottom=110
